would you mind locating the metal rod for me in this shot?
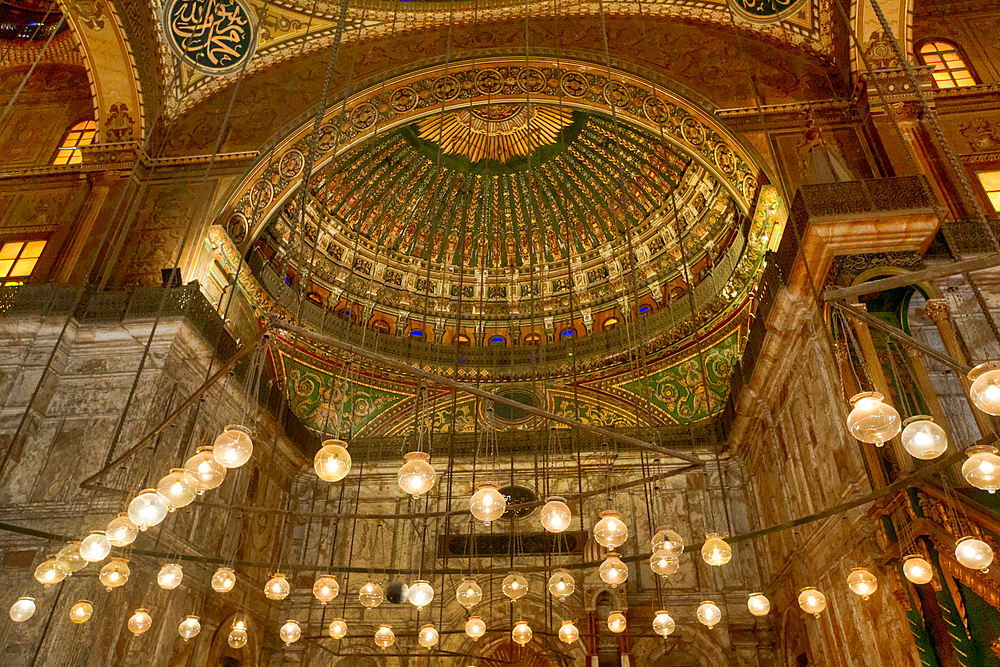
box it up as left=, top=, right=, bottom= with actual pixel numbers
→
left=272, top=318, right=706, bottom=465
left=822, top=254, right=1000, bottom=302
left=831, top=300, right=972, bottom=374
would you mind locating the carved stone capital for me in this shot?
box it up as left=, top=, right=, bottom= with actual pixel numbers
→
left=923, top=298, right=951, bottom=324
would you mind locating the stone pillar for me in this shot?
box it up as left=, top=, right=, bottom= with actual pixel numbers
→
left=55, top=171, right=121, bottom=283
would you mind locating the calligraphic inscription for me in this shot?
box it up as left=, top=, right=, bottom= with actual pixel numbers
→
left=163, top=0, right=258, bottom=76
left=729, top=0, right=808, bottom=22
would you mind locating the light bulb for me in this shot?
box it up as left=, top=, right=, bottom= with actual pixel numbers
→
left=903, top=555, right=933, bottom=584
left=457, top=578, right=483, bottom=608
left=69, top=600, right=93, bottom=624
left=798, top=587, right=826, bottom=618
left=34, top=555, right=68, bottom=587
left=156, top=468, right=198, bottom=510
left=512, top=620, right=532, bottom=645
left=212, top=567, right=236, bottom=593
left=128, top=489, right=168, bottom=530
left=593, top=509, right=628, bottom=549
left=178, top=615, right=201, bottom=640
left=213, top=424, right=253, bottom=468
left=748, top=593, right=770, bottom=616
left=313, top=575, right=340, bottom=604
left=264, top=573, right=290, bottom=600
left=359, top=580, right=384, bottom=608
left=559, top=620, right=580, bottom=643
left=329, top=618, right=348, bottom=639
left=280, top=620, right=301, bottom=645
left=57, top=542, right=87, bottom=574
left=408, top=580, right=434, bottom=608
left=98, top=558, right=130, bottom=590
left=183, top=446, right=226, bottom=493
left=79, top=531, right=112, bottom=562
left=651, top=527, right=684, bottom=557
left=106, top=514, right=139, bottom=547
left=466, top=616, right=486, bottom=639
left=901, top=416, right=948, bottom=460
left=315, top=439, right=352, bottom=482
left=599, top=552, right=629, bottom=587
left=969, top=362, right=1000, bottom=415
left=128, top=608, right=152, bottom=636
left=955, top=536, right=993, bottom=572
left=650, top=549, right=680, bottom=576
left=653, top=610, right=675, bottom=636
left=398, top=451, right=436, bottom=498
left=607, top=611, right=627, bottom=633
left=962, top=445, right=1000, bottom=493
left=548, top=568, right=575, bottom=601
left=470, top=482, right=506, bottom=525
left=697, top=601, right=722, bottom=629
left=228, top=627, right=248, bottom=649
left=157, top=563, right=183, bottom=590
left=701, top=533, right=732, bottom=566
left=540, top=496, right=572, bottom=533
left=374, top=624, right=395, bottom=649
left=847, top=567, right=878, bottom=600
left=847, top=392, right=901, bottom=446
left=502, top=572, right=528, bottom=601
left=418, top=624, right=439, bottom=648
left=9, top=597, right=35, bottom=622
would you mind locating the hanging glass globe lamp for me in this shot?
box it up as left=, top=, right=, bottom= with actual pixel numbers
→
left=183, top=446, right=226, bottom=493
left=280, top=620, right=301, bottom=645
left=650, top=550, right=680, bottom=576
left=56, top=542, right=87, bottom=575
left=128, top=608, right=152, bottom=636
left=156, top=468, right=198, bottom=510
left=418, top=624, right=439, bottom=648
left=466, top=616, right=487, bottom=639
left=747, top=593, right=770, bottom=616
left=313, top=575, right=340, bottom=604
left=559, top=620, right=580, bottom=643
left=408, top=580, right=434, bottom=608
left=69, top=600, right=93, bottom=624
left=652, top=610, right=675, bottom=637
left=798, top=587, right=827, bottom=618
left=955, top=536, right=993, bottom=572
left=903, top=554, right=934, bottom=584
left=969, top=362, right=1000, bottom=415
left=34, top=555, right=67, bottom=587
left=374, top=625, right=395, bottom=649
left=470, top=482, right=506, bottom=525
left=106, top=514, right=139, bottom=547
left=213, top=424, right=253, bottom=468
left=212, top=566, right=236, bottom=593
left=697, top=601, right=721, bottom=629
left=328, top=618, right=348, bottom=639
left=548, top=568, right=575, bottom=601
left=540, top=496, right=572, bottom=533
left=651, top=527, right=683, bottom=557
left=901, top=416, right=948, bottom=460
left=593, top=509, right=628, bottom=549
left=264, top=573, right=290, bottom=600
left=962, top=445, right=1000, bottom=493
left=99, top=558, right=130, bottom=590
left=359, top=580, right=384, bottom=608
left=599, top=552, right=628, bottom=587
left=511, top=620, right=532, bottom=645
left=457, top=578, right=483, bottom=608
left=502, top=572, right=528, bottom=601
left=847, top=392, right=901, bottom=446
left=9, top=597, right=35, bottom=622
left=157, top=563, right=183, bottom=590
left=607, top=611, right=627, bottom=633
left=847, top=567, right=878, bottom=600
left=79, top=531, right=112, bottom=563
left=398, top=451, right=436, bottom=498
left=178, top=615, right=201, bottom=640
left=701, top=533, right=732, bottom=566
left=315, top=439, right=352, bottom=482
left=128, top=489, right=168, bottom=530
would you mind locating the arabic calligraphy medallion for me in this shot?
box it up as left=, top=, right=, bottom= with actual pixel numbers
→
left=163, top=0, right=258, bottom=76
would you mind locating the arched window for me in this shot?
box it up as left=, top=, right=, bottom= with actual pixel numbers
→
left=371, top=319, right=390, bottom=334
left=410, top=329, right=423, bottom=337
left=523, top=333, right=541, bottom=346
left=489, top=336, right=505, bottom=347
left=638, top=304, right=653, bottom=314
left=560, top=328, right=576, bottom=339
left=603, top=317, right=619, bottom=331
left=918, top=41, right=976, bottom=89
left=455, top=334, right=471, bottom=347
left=53, top=120, right=96, bottom=165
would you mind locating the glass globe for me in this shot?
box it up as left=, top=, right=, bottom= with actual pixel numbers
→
left=280, top=620, right=301, bottom=645
left=179, top=615, right=201, bottom=640
left=466, top=616, right=486, bottom=639
left=313, top=575, right=340, bottom=604
left=651, top=527, right=684, bottom=557
left=600, top=553, right=629, bottom=587
left=652, top=610, right=675, bottom=637
left=748, top=593, right=770, bottom=616
left=798, top=587, right=826, bottom=618
left=470, top=482, right=506, bottom=525
left=903, top=555, right=933, bottom=584
left=69, top=600, right=93, bottom=624
left=359, top=580, right=384, bottom=608
left=212, top=567, right=236, bottom=593
left=34, top=555, right=67, bottom=587
left=701, top=534, right=732, bottom=566
left=106, top=514, right=139, bottom=547
left=157, top=563, right=183, bottom=590
left=80, top=531, right=112, bottom=563
left=99, top=558, right=130, bottom=590
left=156, top=468, right=198, bottom=510
left=329, top=618, right=348, bottom=639
left=374, top=624, right=395, bottom=649
left=408, top=580, right=434, bottom=608
left=901, top=416, right=948, bottom=460
left=847, top=392, right=901, bottom=446
left=697, top=601, right=722, bottom=629
left=962, top=445, right=1000, bottom=493
left=548, top=569, right=575, bottom=601
left=9, top=597, right=35, bottom=622
left=457, top=578, right=482, bottom=608
left=128, top=608, right=152, bottom=636
left=385, top=581, right=409, bottom=604
left=650, top=550, right=680, bottom=576
left=607, top=611, right=627, bottom=633
left=956, top=536, right=993, bottom=572
left=228, top=627, right=248, bottom=649
left=128, top=489, right=168, bottom=530
left=57, top=542, right=87, bottom=574
left=264, top=573, right=290, bottom=600
left=593, top=509, right=628, bottom=549
left=502, top=572, right=528, bottom=601
left=315, top=439, right=352, bottom=482
left=213, top=424, right=253, bottom=468
left=398, top=451, right=436, bottom=498
left=418, top=624, right=439, bottom=648
left=183, top=446, right=226, bottom=493
left=969, top=362, right=1000, bottom=415
left=512, top=620, right=532, bottom=645
left=540, top=496, right=572, bottom=533
left=559, top=620, right=580, bottom=644
left=847, top=567, right=878, bottom=600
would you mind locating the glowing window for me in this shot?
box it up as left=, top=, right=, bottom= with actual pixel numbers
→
left=372, top=320, right=390, bottom=334
left=489, top=336, right=505, bottom=347
left=977, top=171, right=1000, bottom=212
left=455, top=334, right=471, bottom=347
left=918, top=41, right=976, bottom=89
left=560, top=328, right=576, bottom=338
left=639, top=304, right=652, bottom=314
left=0, top=240, right=46, bottom=281
left=410, top=330, right=423, bottom=337
left=524, top=333, right=541, bottom=346
left=53, top=121, right=96, bottom=165
left=603, top=317, right=619, bottom=331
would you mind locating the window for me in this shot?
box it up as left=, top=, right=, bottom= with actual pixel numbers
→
left=603, top=317, right=619, bottom=331
left=639, top=304, right=652, bottom=314
left=977, top=171, right=1000, bottom=212
left=0, top=240, right=46, bottom=281
left=410, top=329, right=423, bottom=337
left=523, top=333, right=541, bottom=346
left=455, top=334, right=471, bottom=347
left=918, top=41, right=976, bottom=89
left=53, top=121, right=96, bottom=165
left=371, top=320, right=390, bottom=334
left=560, top=328, right=576, bottom=339
left=489, top=336, right=505, bottom=347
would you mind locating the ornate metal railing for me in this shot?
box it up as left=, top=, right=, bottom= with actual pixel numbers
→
left=788, top=176, right=935, bottom=229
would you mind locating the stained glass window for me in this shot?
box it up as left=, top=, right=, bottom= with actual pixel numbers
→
left=918, top=41, right=976, bottom=89
left=53, top=121, right=97, bottom=165
left=0, top=240, right=46, bottom=281
left=977, top=171, right=1000, bottom=212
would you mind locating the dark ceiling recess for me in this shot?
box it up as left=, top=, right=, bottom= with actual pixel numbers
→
left=440, top=531, right=587, bottom=558
left=0, top=1, right=67, bottom=41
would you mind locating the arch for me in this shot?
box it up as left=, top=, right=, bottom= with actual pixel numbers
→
left=370, top=318, right=391, bottom=335
left=916, top=39, right=978, bottom=88
left=52, top=120, right=96, bottom=165
left=523, top=333, right=542, bottom=346
left=489, top=335, right=506, bottom=347
left=454, top=333, right=472, bottom=347
left=852, top=0, right=913, bottom=77
left=602, top=316, right=620, bottom=331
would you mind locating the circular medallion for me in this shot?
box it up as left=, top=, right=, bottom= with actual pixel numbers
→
left=249, top=179, right=273, bottom=209
left=742, top=171, right=758, bottom=199
left=560, top=71, right=589, bottom=98
left=433, top=75, right=460, bottom=101
left=279, top=150, right=303, bottom=179
left=475, top=69, right=503, bottom=95
left=714, top=143, right=736, bottom=174
left=729, top=0, right=808, bottom=23
left=351, top=102, right=378, bottom=130
left=317, top=124, right=338, bottom=152
left=499, top=485, right=537, bottom=519
left=603, top=81, right=630, bottom=108
left=390, top=87, right=418, bottom=113
left=228, top=213, right=248, bottom=244
left=162, top=0, right=259, bottom=76
left=517, top=67, right=547, bottom=94
left=681, top=116, right=706, bottom=145
left=643, top=94, right=670, bottom=124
